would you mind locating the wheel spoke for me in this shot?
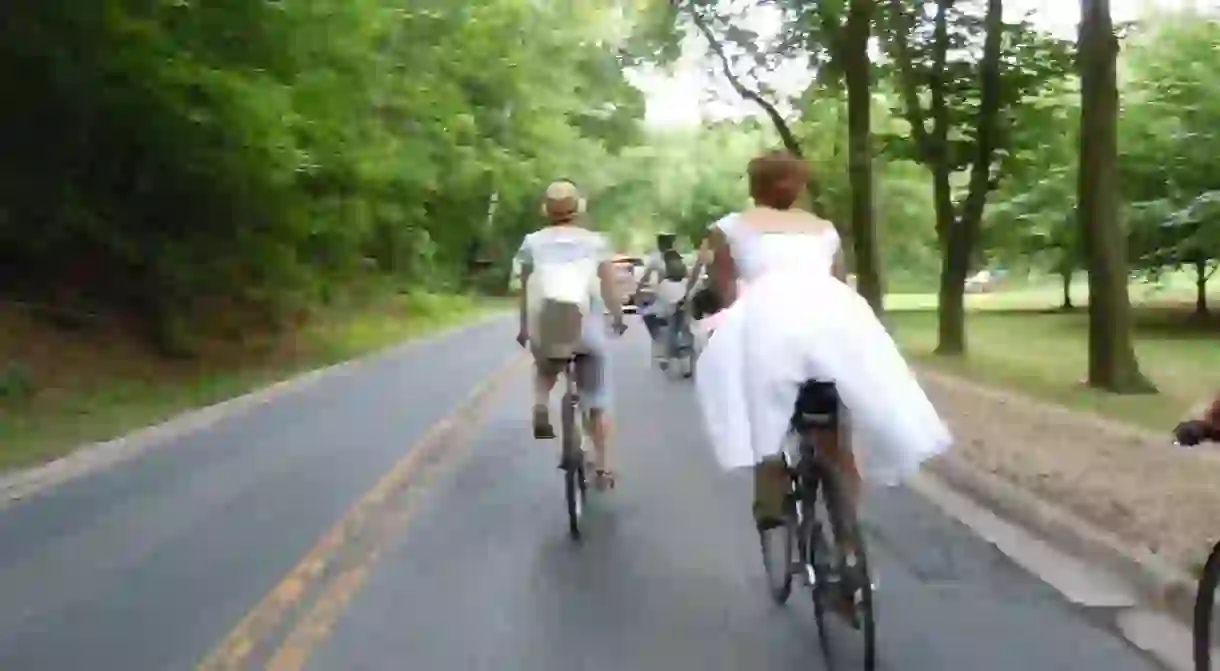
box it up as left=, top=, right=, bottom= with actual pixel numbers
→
left=803, top=464, right=877, bottom=670
left=1197, top=543, right=1220, bottom=671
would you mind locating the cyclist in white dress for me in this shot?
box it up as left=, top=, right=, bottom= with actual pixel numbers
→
left=694, top=151, right=952, bottom=533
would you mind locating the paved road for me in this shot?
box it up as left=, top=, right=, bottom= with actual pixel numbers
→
left=0, top=316, right=1168, bottom=670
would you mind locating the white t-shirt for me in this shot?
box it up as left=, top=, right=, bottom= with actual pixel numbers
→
left=515, top=225, right=611, bottom=350
left=641, top=251, right=668, bottom=285
left=644, top=279, right=686, bottom=317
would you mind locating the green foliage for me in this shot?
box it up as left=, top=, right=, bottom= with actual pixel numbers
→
left=875, top=0, right=1075, bottom=192
left=1120, top=15, right=1220, bottom=285
left=983, top=8, right=1220, bottom=311
left=7, top=0, right=1219, bottom=345
left=0, top=0, right=654, bottom=346
left=0, top=362, right=34, bottom=402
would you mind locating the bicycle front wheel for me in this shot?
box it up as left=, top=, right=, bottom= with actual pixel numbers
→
left=561, top=392, right=585, bottom=540
left=1195, top=541, right=1220, bottom=671
left=813, top=460, right=876, bottom=671
left=565, top=463, right=585, bottom=540
left=760, top=511, right=797, bottom=604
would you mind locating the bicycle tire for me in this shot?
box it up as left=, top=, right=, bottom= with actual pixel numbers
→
left=813, top=458, right=877, bottom=671
left=665, top=350, right=693, bottom=381
left=561, top=389, right=585, bottom=540
left=675, top=341, right=694, bottom=380
left=1195, top=540, right=1220, bottom=671
left=800, top=469, right=835, bottom=665
left=759, top=481, right=798, bottom=604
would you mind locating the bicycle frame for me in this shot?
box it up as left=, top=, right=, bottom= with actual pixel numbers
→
left=559, top=357, right=584, bottom=469
left=558, top=355, right=589, bottom=540
left=788, top=437, right=837, bottom=585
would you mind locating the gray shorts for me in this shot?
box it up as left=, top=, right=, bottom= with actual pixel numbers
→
left=534, top=351, right=611, bottom=411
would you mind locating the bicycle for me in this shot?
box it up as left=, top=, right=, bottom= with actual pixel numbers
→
left=556, top=353, right=591, bottom=540
left=1174, top=418, right=1219, bottom=671
left=1196, top=540, right=1219, bottom=670
left=759, top=380, right=876, bottom=669
left=555, top=321, right=626, bottom=541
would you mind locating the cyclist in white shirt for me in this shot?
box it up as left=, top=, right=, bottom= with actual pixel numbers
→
left=637, top=233, right=679, bottom=360
left=515, top=180, right=626, bottom=489
left=637, top=232, right=678, bottom=292
left=640, top=250, right=689, bottom=365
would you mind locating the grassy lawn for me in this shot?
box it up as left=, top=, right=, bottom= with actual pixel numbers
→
left=0, top=291, right=508, bottom=472
left=886, top=274, right=1220, bottom=432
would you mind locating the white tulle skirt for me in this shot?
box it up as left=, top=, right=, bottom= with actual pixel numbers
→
left=693, top=270, right=952, bottom=485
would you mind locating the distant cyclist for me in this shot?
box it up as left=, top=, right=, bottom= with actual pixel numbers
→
left=515, top=179, right=626, bottom=489
left=639, top=250, right=689, bottom=367
left=636, top=232, right=679, bottom=361
left=637, top=232, right=679, bottom=293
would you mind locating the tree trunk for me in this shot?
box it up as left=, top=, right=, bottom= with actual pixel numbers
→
left=1196, top=257, right=1209, bottom=316
left=1060, top=266, right=1073, bottom=310
left=928, top=0, right=965, bottom=355
left=1077, top=0, right=1156, bottom=393
left=844, top=0, right=883, bottom=315
left=931, top=164, right=966, bottom=353
left=936, top=222, right=970, bottom=354
left=936, top=0, right=1004, bottom=355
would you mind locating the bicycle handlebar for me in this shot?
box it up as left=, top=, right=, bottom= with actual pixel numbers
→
left=1173, top=419, right=1220, bottom=447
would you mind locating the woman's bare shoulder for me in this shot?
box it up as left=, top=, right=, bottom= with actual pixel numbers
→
left=737, top=207, right=836, bottom=233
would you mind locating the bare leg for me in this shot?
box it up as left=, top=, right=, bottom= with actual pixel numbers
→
left=584, top=408, right=614, bottom=489
left=532, top=363, right=558, bottom=439
left=807, top=424, right=861, bottom=550
left=574, top=353, right=614, bottom=487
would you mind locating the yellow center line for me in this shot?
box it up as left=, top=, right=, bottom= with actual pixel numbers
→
left=196, top=353, right=528, bottom=671
left=265, top=381, right=503, bottom=671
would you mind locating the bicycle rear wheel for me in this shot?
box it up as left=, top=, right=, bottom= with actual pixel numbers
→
left=561, top=389, right=586, bottom=540
left=675, top=333, right=694, bottom=380
left=1195, top=541, right=1220, bottom=671
left=810, top=460, right=876, bottom=671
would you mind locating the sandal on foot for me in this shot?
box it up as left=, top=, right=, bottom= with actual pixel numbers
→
left=593, top=469, right=617, bottom=491
left=532, top=405, right=555, bottom=440
left=832, top=566, right=874, bottom=629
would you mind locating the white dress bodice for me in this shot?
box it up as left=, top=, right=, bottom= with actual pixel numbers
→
left=715, top=212, right=840, bottom=283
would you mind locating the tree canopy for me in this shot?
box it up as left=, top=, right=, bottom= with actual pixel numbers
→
left=3, top=0, right=1218, bottom=394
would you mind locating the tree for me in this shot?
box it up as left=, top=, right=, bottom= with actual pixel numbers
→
left=0, top=0, right=654, bottom=350
left=842, top=0, right=885, bottom=312
left=681, top=5, right=822, bottom=198
left=1119, top=13, right=1220, bottom=318
left=1076, top=0, right=1155, bottom=392
left=982, top=79, right=1081, bottom=309
left=1129, top=193, right=1220, bottom=316
left=668, top=0, right=884, bottom=313
left=879, top=0, right=1072, bottom=354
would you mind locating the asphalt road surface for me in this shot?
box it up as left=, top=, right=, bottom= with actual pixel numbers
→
left=0, top=316, right=1169, bottom=670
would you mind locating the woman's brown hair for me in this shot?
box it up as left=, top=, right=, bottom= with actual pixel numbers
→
left=747, top=150, right=808, bottom=210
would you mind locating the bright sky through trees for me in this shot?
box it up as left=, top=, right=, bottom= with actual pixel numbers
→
left=636, top=0, right=1203, bottom=127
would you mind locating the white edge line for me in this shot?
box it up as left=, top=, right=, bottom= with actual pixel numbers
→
left=0, top=311, right=512, bottom=507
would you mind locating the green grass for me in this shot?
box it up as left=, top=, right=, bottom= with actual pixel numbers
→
left=886, top=275, right=1220, bottom=431
left=0, top=291, right=507, bottom=471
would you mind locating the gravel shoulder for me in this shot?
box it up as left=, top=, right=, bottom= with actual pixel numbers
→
left=918, top=367, right=1220, bottom=574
